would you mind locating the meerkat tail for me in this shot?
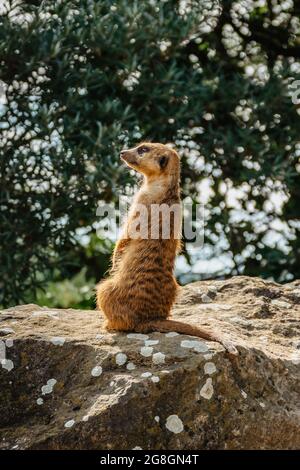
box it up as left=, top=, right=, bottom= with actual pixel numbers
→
left=136, top=319, right=238, bottom=356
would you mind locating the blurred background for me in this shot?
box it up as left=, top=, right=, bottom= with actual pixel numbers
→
left=0, top=0, right=299, bottom=309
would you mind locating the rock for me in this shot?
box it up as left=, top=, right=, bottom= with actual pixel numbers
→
left=201, top=293, right=213, bottom=303
left=0, top=276, right=300, bottom=450
left=271, top=299, right=291, bottom=309
left=0, top=327, right=15, bottom=336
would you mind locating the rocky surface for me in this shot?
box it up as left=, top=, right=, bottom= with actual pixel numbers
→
left=0, top=276, right=300, bottom=450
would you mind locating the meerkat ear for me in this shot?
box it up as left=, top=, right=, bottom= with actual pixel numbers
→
left=159, top=155, right=168, bottom=169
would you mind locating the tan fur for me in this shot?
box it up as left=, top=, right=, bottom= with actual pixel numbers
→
left=96, top=143, right=238, bottom=356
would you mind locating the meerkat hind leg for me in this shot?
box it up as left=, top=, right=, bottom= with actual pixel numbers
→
left=135, top=319, right=238, bottom=356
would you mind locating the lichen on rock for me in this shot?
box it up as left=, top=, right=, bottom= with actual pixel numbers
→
left=0, top=276, right=299, bottom=450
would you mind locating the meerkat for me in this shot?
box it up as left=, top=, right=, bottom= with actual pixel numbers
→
left=96, top=142, right=238, bottom=355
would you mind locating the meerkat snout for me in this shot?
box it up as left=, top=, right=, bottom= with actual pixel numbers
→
left=120, top=149, right=140, bottom=168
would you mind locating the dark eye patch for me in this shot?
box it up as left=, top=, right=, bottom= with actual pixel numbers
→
left=137, top=146, right=150, bottom=155
left=159, top=155, right=168, bottom=169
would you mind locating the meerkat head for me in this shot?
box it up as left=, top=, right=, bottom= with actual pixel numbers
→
left=120, top=142, right=180, bottom=180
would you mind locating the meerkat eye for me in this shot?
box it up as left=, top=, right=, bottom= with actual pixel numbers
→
left=159, top=155, right=168, bottom=169
left=137, top=146, right=150, bottom=155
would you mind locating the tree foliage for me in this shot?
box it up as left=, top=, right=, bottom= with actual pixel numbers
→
left=0, top=0, right=299, bottom=307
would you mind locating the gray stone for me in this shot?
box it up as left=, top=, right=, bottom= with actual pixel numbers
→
left=0, top=276, right=299, bottom=450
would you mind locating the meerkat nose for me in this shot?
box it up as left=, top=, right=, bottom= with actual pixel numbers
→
left=120, top=150, right=127, bottom=159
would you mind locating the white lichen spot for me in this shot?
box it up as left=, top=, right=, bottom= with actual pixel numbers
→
left=36, top=398, right=43, bottom=405
left=41, top=378, right=57, bottom=395
left=259, top=402, right=266, bottom=408
left=204, top=353, right=213, bottom=360
left=200, top=378, right=214, bottom=400
left=5, top=339, right=14, bottom=348
left=91, top=366, right=103, bottom=377
left=0, top=340, right=5, bottom=361
left=154, top=415, right=160, bottom=422
left=181, top=339, right=199, bottom=349
left=127, top=333, right=149, bottom=340
left=241, top=390, right=247, bottom=399
left=115, top=352, right=127, bottom=365
left=193, top=342, right=209, bottom=353
left=51, top=336, right=65, bottom=346
left=1, top=359, right=14, bottom=372
left=64, top=419, right=75, bottom=428
left=41, top=385, right=51, bottom=395
left=152, top=352, right=165, bottom=364
left=165, top=415, right=184, bottom=434
left=95, top=334, right=104, bottom=340
left=201, top=293, right=213, bottom=303
left=132, top=446, right=142, bottom=450
left=110, top=381, right=115, bottom=387
left=204, top=362, right=217, bottom=375
left=126, top=362, right=136, bottom=370
left=181, top=340, right=208, bottom=353
left=145, top=339, right=159, bottom=346
left=0, top=328, right=15, bottom=335
left=47, top=379, right=57, bottom=387
left=82, top=415, right=89, bottom=422
left=141, top=372, right=152, bottom=378
left=140, top=346, right=153, bottom=357
left=151, top=375, right=160, bottom=383
left=165, top=332, right=179, bottom=337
